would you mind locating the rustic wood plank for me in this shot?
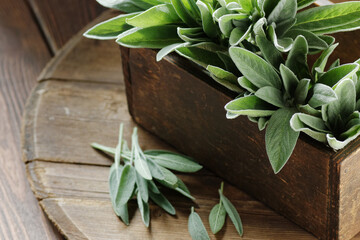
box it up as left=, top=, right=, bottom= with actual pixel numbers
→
left=27, top=0, right=106, bottom=53
left=22, top=79, right=174, bottom=166
left=38, top=10, right=123, bottom=83
left=0, top=0, right=61, bottom=239
left=28, top=161, right=316, bottom=239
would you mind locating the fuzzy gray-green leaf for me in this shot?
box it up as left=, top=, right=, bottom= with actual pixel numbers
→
left=229, top=47, right=282, bottom=89
left=255, top=86, right=285, bottom=108
left=220, top=193, right=243, bottom=236
left=312, top=43, right=338, bottom=75
left=256, top=35, right=283, bottom=69
left=137, top=191, right=150, bottom=227
left=197, top=0, right=218, bottom=38
left=149, top=189, right=176, bottom=215
left=135, top=171, right=149, bottom=202
left=209, top=203, right=226, bottom=234
left=207, top=65, right=242, bottom=92
left=84, top=13, right=137, bottom=39
left=267, top=0, right=296, bottom=25
left=188, top=207, right=210, bottom=240
left=294, top=78, right=310, bottom=104
left=308, top=83, right=337, bottom=108
left=126, top=4, right=181, bottom=28
left=145, top=150, right=202, bottom=172
left=117, top=25, right=181, bottom=49
left=265, top=108, right=300, bottom=174
left=116, top=164, right=136, bottom=206
left=225, top=95, right=276, bottom=117
left=280, top=64, right=299, bottom=96
left=285, top=35, right=310, bottom=79
left=317, top=64, right=359, bottom=88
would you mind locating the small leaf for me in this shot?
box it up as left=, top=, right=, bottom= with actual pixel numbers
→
left=84, top=13, right=137, bottom=39
left=137, top=191, right=150, bottom=227
left=229, top=25, right=252, bottom=46
left=294, top=2, right=360, bottom=34
left=267, top=0, right=296, bottom=25
left=220, top=193, right=243, bottom=236
left=149, top=189, right=176, bottom=215
left=238, top=76, right=258, bottom=93
left=96, top=0, right=148, bottom=12
left=134, top=156, right=152, bottom=180
left=218, top=14, right=248, bottom=37
left=117, top=25, right=181, bottom=49
left=207, top=65, right=242, bottom=92
left=116, top=164, right=136, bottom=206
left=280, top=64, right=299, bottom=96
left=312, top=43, right=338, bottom=75
left=209, top=203, right=226, bottom=234
left=225, top=95, right=276, bottom=117
left=147, top=180, right=161, bottom=194
left=197, top=0, right=218, bottom=38
left=157, top=42, right=189, bottom=61
left=229, top=47, right=282, bottom=89
left=147, top=159, right=165, bottom=180
left=284, top=29, right=328, bottom=50
left=317, top=64, right=359, bottom=88
left=297, top=0, right=316, bottom=10
left=145, top=150, right=203, bottom=172
left=135, top=171, right=149, bottom=202
left=265, top=108, right=300, bottom=173
left=255, top=86, right=285, bottom=108
left=256, top=35, right=284, bottom=69
left=308, top=83, right=338, bottom=108
left=294, top=78, right=310, bottom=105
left=171, top=0, right=197, bottom=26
left=188, top=207, right=210, bottom=240
left=290, top=113, right=328, bottom=142
left=285, top=35, right=310, bottom=80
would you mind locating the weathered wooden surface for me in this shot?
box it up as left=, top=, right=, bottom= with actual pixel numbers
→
left=20, top=10, right=357, bottom=239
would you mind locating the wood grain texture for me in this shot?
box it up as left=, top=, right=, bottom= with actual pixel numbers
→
left=29, top=161, right=316, bottom=240
left=27, top=0, right=106, bottom=53
left=0, top=0, right=61, bottom=239
left=38, top=11, right=122, bottom=83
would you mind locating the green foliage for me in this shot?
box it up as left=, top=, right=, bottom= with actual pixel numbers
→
left=92, top=123, right=202, bottom=226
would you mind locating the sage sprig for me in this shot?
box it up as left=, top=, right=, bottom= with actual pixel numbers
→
left=188, top=207, right=210, bottom=240
left=92, top=123, right=202, bottom=226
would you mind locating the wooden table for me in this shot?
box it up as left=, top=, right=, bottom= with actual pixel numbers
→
left=2, top=1, right=360, bottom=240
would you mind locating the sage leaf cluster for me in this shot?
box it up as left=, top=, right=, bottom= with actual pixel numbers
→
left=85, top=0, right=360, bottom=93
left=92, top=123, right=203, bottom=226
left=188, top=182, right=243, bottom=239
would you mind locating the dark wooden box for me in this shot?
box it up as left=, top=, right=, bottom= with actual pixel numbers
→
left=120, top=31, right=360, bottom=240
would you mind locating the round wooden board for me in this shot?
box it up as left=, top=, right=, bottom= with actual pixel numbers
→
left=20, top=11, right=359, bottom=240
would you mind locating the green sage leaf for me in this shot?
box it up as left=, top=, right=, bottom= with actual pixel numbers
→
left=229, top=47, right=282, bottom=89
left=149, top=189, right=176, bottom=215
left=209, top=203, right=226, bottom=234
left=126, top=4, right=181, bottom=28
left=220, top=193, right=243, bottom=236
left=317, top=63, right=359, bottom=88
left=157, top=42, right=189, bottom=61
left=294, top=78, right=310, bottom=104
left=312, top=43, right=338, bottom=75
left=284, top=29, right=328, bottom=50
left=285, top=35, right=310, bottom=79
left=117, top=25, right=181, bottom=49
left=137, top=191, right=150, bottom=227
left=280, top=64, right=299, bottom=96
left=255, top=86, right=285, bottom=108
left=225, top=95, right=276, bottom=117
left=267, top=0, right=296, bottom=25
left=265, top=108, right=300, bottom=174
left=171, top=0, right=197, bottom=26
left=84, top=13, right=137, bottom=39
left=116, top=164, right=136, bottom=206
left=135, top=171, right=149, bottom=202
left=207, top=65, right=242, bottom=92
left=145, top=150, right=203, bottom=172
left=197, top=0, right=218, bottom=38
left=297, top=0, right=316, bottom=10
left=188, top=207, right=210, bottom=240
left=308, top=83, right=337, bottom=108
left=238, top=76, right=258, bottom=93
left=256, top=35, right=283, bottom=69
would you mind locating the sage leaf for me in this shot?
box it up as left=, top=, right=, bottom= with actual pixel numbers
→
left=229, top=47, right=282, bottom=89
left=268, top=25, right=293, bottom=52
left=145, top=150, right=203, bottom=172
left=285, top=35, right=310, bottom=80
left=197, top=0, right=218, bottom=38
left=308, top=83, right=337, bottom=108
left=176, top=44, right=226, bottom=68
left=225, top=95, right=276, bottom=117
left=294, top=78, right=310, bottom=105
left=171, top=0, right=197, bottom=26
left=312, top=43, right=338, bottom=75
left=267, top=0, right=296, bottom=25
left=284, top=29, right=328, bottom=50
left=207, top=65, right=242, bottom=92
left=147, top=158, right=165, bottom=180
left=135, top=171, right=149, bottom=202
left=256, top=35, right=283, bottom=69
left=290, top=113, right=328, bottom=142
left=84, top=13, right=137, bottom=39
left=116, top=164, right=136, bottom=206
left=175, top=187, right=195, bottom=200
left=148, top=180, right=161, bottom=194
left=149, top=189, right=176, bottom=215
left=255, top=86, right=285, bottom=108
left=280, top=64, right=299, bottom=96
left=188, top=207, right=210, bottom=240
left=96, top=0, right=148, bottom=12
left=297, top=0, right=316, bottom=10
left=156, top=42, right=189, bottom=61
left=327, top=131, right=360, bottom=150
left=126, top=4, right=181, bottom=28
left=117, top=25, right=181, bottom=49
left=218, top=14, right=248, bottom=37
left=265, top=108, right=300, bottom=174
left=317, top=64, right=359, bottom=88
left=137, top=191, right=150, bottom=227
left=294, top=2, right=360, bottom=34
left=91, top=142, right=116, bottom=156
left=220, top=193, right=243, bottom=236
left=258, top=117, right=269, bottom=131
left=157, top=165, right=179, bottom=186
left=239, top=0, right=253, bottom=13
left=109, top=164, right=129, bottom=225
left=238, top=76, right=258, bottom=93
left=209, top=203, right=226, bottom=234
left=178, top=27, right=209, bottom=42
left=275, top=18, right=296, bottom=37
left=229, top=25, right=252, bottom=46
left=134, top=156, right=152, bottom=180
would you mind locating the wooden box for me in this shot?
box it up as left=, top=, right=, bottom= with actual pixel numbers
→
left=120, top=31, right=360, bottom=240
